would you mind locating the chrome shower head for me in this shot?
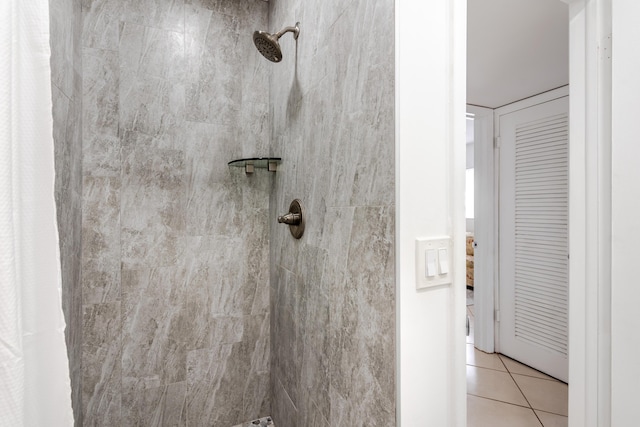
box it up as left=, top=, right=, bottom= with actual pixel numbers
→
left=253, top=23, right=300, bottom=63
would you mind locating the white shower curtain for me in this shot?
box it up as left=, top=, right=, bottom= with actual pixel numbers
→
left=0, top=0, right=74, bottom=426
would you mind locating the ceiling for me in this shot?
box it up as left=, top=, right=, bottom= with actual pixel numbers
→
left=467, top=0, right=569, bottom=109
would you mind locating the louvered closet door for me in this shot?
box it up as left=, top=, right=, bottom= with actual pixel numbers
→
left=498, top=95, right=569, bottom=382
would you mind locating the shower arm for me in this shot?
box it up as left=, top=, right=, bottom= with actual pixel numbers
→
left=275, top=24, right=300, bottom=40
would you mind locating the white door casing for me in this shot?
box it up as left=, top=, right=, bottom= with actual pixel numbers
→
left=497, top=91, right=569, bottom=382
left=467, top=105, right=495, bottom=354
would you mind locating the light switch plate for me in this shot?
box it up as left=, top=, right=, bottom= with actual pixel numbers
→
left=415, top=236, right=452, bottom=290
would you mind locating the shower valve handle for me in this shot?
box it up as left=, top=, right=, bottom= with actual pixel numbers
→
left=278, top=199, right=305, bottom=239
left=277, top=212, right=301, bottom=225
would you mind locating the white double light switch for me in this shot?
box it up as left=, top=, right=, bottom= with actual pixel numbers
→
left=415, top=236, right=452, bottom=289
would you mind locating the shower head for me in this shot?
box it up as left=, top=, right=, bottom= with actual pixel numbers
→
left=253, top=23, right=300, bottom=63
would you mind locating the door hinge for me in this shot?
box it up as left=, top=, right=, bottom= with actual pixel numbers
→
left=601, top=33, right=612, bottom=62
left=495, top=309, right=501, bottom=322
left=494, top=136, right=501, bottom=149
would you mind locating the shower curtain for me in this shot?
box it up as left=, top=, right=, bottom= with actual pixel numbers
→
left=0, top=0, right=74, bottom=425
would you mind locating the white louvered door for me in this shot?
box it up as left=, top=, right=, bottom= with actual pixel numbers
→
left=498, top=95, right=569, bottom=382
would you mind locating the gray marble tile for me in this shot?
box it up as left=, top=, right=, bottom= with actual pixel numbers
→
left=82, top=0, right=122, bottom=49
left=184, top=121, right=242, bottom=187
left=319, top=207, right=355, bottom=288
left=298, top=394, right=330, bottom=427
left=82, top=269, right=121, bottom=304
left=83, top=47, right=119, bottom=140
left=121, top=379, right=187, bottom=427
left=187, top=0, right=268, bottom=23
left=49, top=0, right=76, bottom=96
left=121, top=0, right=185, bottom=33
left=50, top=0, right=83, bottom=423
left=121, top=268, right=190, bottom=385
left=76, top=0, right=274, bottom=424
left=121, top=229, right=185, bottom=269
left=328, top=386, right=358, bottom=427
left=82, top=303, right=122, bottom=426
left=124, top=138, right=179, bottom=179
left=121, top=143, right=186, bottom=234
left=243, top=373, right=271, bottom=421
left=328, top=206, right=395, bottom=425
left=298, top=247, right=330, bottom=420
left=184, top=4, right=214, bottom=83
left=52, top=85, right=72, bottom=208
left=82, top=49, right=120, bottom=185
left=183, top=235, right=260, bottom=317
left=271, top=268, right=301, bottom=409
left=119, top=73, right=185, bottom=140
left=326, top=107, right=395, bottom=207
left=243, top=314, right=270, bottom=374
left=186, top=345, right=244, bottom=426
left=269, top=6, right=396, bottom=426
left=84, top=134, right=121, bottom=178
left=184, top=11, right=244, bottom=125
left=67, top=97, right=84, bottom=186
left=186, top=180, right=244, bottom=236
left=119, top=22, right=185, bottom=82
left=82, top=176, right=121, bottom=272
left=271, top=378, right=297, bottom=427
left=206, top=315, right=246, bottom=346
left=241, top=314, right=270, bottom=418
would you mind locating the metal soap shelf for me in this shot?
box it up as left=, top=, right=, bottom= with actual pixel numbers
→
left=228, top=157, right=281, bottom=174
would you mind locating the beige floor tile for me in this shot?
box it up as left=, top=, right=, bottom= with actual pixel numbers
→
left=467, top=365, right=529, bottom=406
left=535, top=410, right=568, bottom=427
left=499, top=355, right=555, bottom=380
left=467, top=345, right=507, bottom=371
left=467, top=394, right=542, bottom=427
left=512, top=374, right=568, bottom=416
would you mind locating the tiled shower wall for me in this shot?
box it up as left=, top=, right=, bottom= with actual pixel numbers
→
left=80, top=0, right=271, bottom=424
left=268, top=0, right=396, bottom=425
left=49, top=0, right=84, bottom=423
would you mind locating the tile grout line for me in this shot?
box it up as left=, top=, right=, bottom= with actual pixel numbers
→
left=498, top=354, right=544, bottom=427
left=467, top=393, right=532, bottom=410
left=467, top=351, right=569, bottom=419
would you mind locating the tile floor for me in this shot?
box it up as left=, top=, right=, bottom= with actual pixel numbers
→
left=466, top=290, right=568, bottom=427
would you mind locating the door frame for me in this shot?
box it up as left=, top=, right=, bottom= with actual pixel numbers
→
left=396, top=0, right=611, bottom=425
left=566, top=0, right=612, bottom=425
left=466, top=105, right=495, bottom=354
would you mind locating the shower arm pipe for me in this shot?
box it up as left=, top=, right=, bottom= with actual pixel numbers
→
left=275, top=24, right=300, bottom=40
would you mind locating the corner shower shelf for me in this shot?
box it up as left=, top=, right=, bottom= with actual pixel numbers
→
left=228, top=157, right=281, bottom=174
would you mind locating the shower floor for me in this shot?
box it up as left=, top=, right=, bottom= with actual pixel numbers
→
left=232, top=416, right=275, bottom=427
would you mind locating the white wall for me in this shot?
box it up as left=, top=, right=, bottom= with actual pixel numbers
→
left=396, top=0, right=467, bottom=425
left=396, top=1, right=640, bottom=425
left=611, top=1, right=640, bottom=424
